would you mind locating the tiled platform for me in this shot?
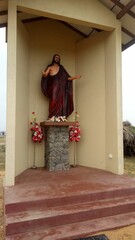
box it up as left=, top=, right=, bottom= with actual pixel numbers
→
left=4, top=166, right=135, bottom=239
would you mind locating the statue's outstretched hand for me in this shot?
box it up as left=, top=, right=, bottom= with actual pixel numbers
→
left=75, top=75, right=81, bottom=79
left=68, top=74, right=81, bottom=81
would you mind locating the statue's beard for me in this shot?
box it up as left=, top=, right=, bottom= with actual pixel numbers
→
left=54, top=59, right=60, bottom=65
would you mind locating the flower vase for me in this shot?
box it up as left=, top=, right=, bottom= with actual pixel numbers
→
left=73, top=140, right=77, bottom=167
left=71, top=141, right=77, bottom=168
left=31, top=143, right=37, bottom=169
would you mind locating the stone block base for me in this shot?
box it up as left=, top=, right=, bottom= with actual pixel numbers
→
left=45, top=126, right=70, bottom=171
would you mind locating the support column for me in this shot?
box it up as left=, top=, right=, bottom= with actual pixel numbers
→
left=5, top=0, right=17, bottom=186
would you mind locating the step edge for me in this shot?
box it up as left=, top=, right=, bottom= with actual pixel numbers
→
left=5, top=212, right=135, bottom=239
left=5, top=188, right=135, bottom=214
left=5, top=195, right=135, bottom=220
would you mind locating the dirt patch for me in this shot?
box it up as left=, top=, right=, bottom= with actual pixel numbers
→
left=99, top=224, right=135, bottom=239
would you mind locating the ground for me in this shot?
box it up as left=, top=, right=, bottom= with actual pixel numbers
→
left=0, top=170, right=5, bottom=239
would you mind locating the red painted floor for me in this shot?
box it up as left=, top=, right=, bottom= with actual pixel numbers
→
left=5, top=166, right=135, bottom=205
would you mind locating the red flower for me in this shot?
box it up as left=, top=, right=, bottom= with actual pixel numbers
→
left=69, top=123, right=81, bottom=142
left=30, top=112, right=44, bottom=143
left=69, top=111, right=81, bottom=142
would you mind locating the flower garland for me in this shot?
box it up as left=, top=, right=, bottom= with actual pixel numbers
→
left=48, top=116, right=67, bottom=122
left=30, top=112, right=44, bottom=143
left=69, top=112, right=81, bottom=142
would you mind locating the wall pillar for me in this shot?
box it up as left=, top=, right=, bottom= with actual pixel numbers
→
left=5, top=0, right=17, bottom=186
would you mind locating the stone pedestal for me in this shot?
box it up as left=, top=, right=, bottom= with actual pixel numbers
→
left=40, top=122, right=73, bottom=171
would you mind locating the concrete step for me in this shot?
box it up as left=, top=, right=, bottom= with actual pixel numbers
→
left=5, top=187, right=135, bottom=214
left=5, top=194, right=135, bottom=235
left=5, top=212, right=135, bottom=240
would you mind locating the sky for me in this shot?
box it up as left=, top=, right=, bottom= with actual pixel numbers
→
left=0, top=27, right=7, bottom=132
left=122, top=43, right=135, bottom=126
left=0, top=27, right=135, bottom=131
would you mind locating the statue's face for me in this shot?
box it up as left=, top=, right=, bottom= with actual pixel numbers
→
left=54, top=55, right=60, bottom=64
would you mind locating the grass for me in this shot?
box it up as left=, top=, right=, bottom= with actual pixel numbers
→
left=124, top=156, right=135, bottom=177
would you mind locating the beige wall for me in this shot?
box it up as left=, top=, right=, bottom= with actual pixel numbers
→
left=16, top=0, right=118, bottom=30
left=76, top=33, right=106, bottom=169
left=76, top=29, right=123, bottom=174
left=5, top=0, right=17, bottom=186
left=15, top=19, right=30, bottom=175
left=104, top=28, right=123, bottom=174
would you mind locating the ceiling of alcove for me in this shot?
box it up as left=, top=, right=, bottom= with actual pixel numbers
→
left=0, top=0, right=134, bottom=51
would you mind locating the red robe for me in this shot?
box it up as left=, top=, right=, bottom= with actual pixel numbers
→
left=41, top=65, right=74, bottom=118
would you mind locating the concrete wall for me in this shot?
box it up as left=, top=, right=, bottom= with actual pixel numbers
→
left=15, top=19, right=30, bottom=175
left=76, top=29, right=123, bottom=174
left=16, top=0, right=118, bottom=30
left=76, top=32, right=106, bottom=169
left=5, top=0, right=17, bottom=185
left=104, top=29, right=123, bottom=174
